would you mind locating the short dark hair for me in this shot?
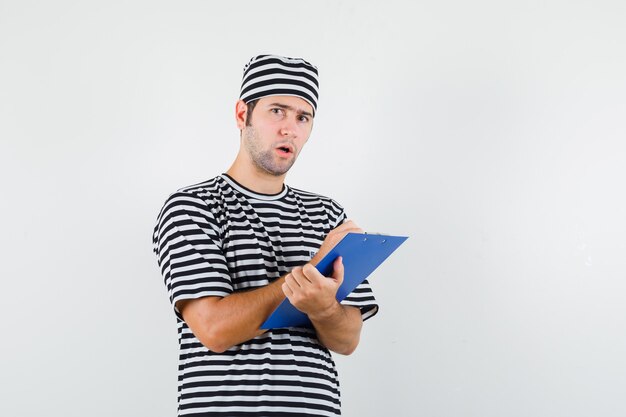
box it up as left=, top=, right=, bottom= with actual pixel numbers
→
left=245, top=99, right=258, bottom=127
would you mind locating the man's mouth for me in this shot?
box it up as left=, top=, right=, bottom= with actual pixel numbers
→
left=276, top=145, right=293, bottom=155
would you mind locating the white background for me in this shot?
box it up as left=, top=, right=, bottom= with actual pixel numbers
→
left=1, top=1, right=625, bottom=416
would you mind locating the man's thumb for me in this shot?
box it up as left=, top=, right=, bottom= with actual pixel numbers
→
left=332, top=256, right=344, bottom=285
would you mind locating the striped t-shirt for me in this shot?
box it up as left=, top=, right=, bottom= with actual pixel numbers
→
left=152, top=174, right=378, bottom=416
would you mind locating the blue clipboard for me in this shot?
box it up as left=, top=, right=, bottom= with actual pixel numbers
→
left=261, top=233, right=408, bottom=329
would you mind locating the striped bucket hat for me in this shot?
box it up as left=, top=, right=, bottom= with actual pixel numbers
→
left=239, top=54, right=319, bottom=112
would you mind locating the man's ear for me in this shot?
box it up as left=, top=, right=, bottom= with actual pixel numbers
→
left=235, top=100, right=248, bottom=130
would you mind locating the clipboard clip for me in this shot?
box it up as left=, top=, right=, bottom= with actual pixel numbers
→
left=364, top=231, right=390, bottom=243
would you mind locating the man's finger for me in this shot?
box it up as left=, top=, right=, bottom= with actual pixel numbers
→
left=302, top=263, right=325, bottom=283
left=285, top=272, right=302, bottom=288
left=291, top=267, right=312, bottom=286
left=282, top=282, right=294, bottom=296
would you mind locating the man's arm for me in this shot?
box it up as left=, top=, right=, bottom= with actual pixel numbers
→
left=179, top=220, right=365, bottom=354
left=311, top=303, right=363, bottom=356
left=177, top=276, right=286, bottom=353
left=288, top=220, right=367, bottom=355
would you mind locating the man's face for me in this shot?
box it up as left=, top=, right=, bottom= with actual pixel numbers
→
left=242, top=96, right=314, bottom=176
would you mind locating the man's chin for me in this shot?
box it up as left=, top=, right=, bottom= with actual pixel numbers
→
left=267, top=166, right=292, bottom=176
left=252, top=153, right=297, bottom=177
left=257, top=163, right=293, bottom=177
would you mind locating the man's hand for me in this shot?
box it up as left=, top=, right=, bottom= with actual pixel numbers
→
left=284, top=219, right=362, bottom=314
left=282, top=255, right=363, bottom=355
left=310, top=220, right=363, bottom=266
left=282, top=257, right=344, bottom=319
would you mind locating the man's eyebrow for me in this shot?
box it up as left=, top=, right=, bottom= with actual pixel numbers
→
left=269, top=102, right=314, bottom=118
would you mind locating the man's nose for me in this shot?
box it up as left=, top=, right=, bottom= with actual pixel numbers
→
left=279, top=117, right=297, bottom=137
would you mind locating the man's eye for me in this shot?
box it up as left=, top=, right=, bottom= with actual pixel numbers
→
left=271, top=108, right=283, bottom=115
left=298, top=116, right=309, bottom=123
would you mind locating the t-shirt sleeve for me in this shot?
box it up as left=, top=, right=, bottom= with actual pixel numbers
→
left=152, top=191, right=232, bottom=320
left=326, top=199, right=379, bottom=322
left=341, top=280, right=379, bottom=322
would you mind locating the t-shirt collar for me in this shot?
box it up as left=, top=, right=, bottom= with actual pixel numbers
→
left=220, top=173, right=289, bottom=201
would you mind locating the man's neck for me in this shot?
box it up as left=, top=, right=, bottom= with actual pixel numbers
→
left=225, top=163, right=286, bottom=195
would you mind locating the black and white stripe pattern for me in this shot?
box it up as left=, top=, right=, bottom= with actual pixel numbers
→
left=153, top=174, right=378, bottom=416
left=240, top=54, right=320, bottom=111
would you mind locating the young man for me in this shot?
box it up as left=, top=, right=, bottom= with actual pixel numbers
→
left=153, top=54, right=378, bottom=416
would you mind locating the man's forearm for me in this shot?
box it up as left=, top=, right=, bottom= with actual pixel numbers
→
left=309, top=302, right=363, bottom=355
left=179, top=276, right=286, bottom=353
